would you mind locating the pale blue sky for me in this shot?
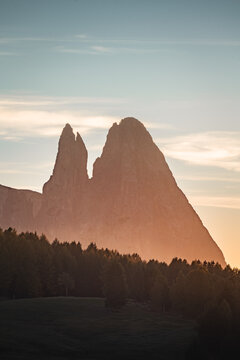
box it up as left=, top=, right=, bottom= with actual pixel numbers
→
left=0, top=0, right=239, bottom=266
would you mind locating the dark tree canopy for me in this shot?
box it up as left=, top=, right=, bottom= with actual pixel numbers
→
left=1, top=227, right=240, bottom=358
left=102, top=259, right=128, bottom=309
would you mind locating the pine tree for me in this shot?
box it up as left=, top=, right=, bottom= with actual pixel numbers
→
left=150, top=274, right=170, bottom=312
left=102, top=259, right=128, bottom=309
left=170, top=270, right=186, bottom=314
left=58, top=272, right=75, bottom=296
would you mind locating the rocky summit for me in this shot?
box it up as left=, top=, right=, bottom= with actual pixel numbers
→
left=0, top=118, right=226, bottom=266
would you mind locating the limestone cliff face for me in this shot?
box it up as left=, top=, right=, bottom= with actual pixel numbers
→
left=39, top=123, right=88, bottom=239
left=0, top=118, right=226, bottom=266
left=0, top=185, right=41, bottom=232
left=88, top=118, right=225, bottom=265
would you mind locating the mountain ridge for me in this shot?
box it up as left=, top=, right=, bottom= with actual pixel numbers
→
left=0, top=117, right=226, bottom=266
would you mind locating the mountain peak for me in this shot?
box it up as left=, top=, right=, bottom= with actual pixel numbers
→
left=90, top=117, right=225, bottom=266
left=63, top=123, right=73, bottom=131
left=65, top=122, right=71, bottom=127
left=119, top=117, right=145, bottom=128
left=0, top=119, right=225, bottom=267
left=43, top=124, right=88, bottom=195
left=59, top=123, right=75, bottom=142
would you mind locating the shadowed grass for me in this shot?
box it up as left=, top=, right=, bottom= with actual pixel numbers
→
left=0, top=297, right=196, bottom=359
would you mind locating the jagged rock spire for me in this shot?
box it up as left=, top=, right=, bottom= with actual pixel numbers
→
left=0, top=119, right=226, bottom=267
left=90, top=117, right=226, bottom=266
left=43, top=123, right=88, bottom=195
left=40, top=124, right=88, bottom=239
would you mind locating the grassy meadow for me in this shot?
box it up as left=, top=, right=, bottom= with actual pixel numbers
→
left=0, top=297, right=196, bottom=359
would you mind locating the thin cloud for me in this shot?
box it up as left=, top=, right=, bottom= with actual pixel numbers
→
left=144, top=121, right=175, bottom=130
left=0, top=161, right=54, bottom=178
left=91, top=46, right=112, bottom=53
left=0, top=95, right=125, bottom=107
left=189, top=195, right=240, bottom=210
left=90, top=45, right=165, bottom=54
left=1, top=35, right=240, bottom=47
left=0, top=51, right=17, bottom=56
left=0, top=161, right=54, bottom=169
left=56, top=45, right=164, bottom=55
left=0, top=95, right=173, bottom=139
left=0, top=108, right=118, bottom=137
left=176, top=175, right=240, bottom=183
left=2, top=35, right=240, bottom=60
left=157, top=132, right=240, bottom=172
left=87, top=38, right=240, bottom=47
left=0, top=95, right=123, bottom=138
left=75, top=34, right=87, bottom=39
left=55, top=46, right=97, bottom=55
left=0, top=37, right=70, bottom=43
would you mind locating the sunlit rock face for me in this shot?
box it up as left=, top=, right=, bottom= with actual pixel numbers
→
left=87, top=118, right=226, bottom=265
left=0, top=118, right=226, bottom=266
left=0, top=185, right=41, bottom=232
left=39, top=123, right=88, bottom=240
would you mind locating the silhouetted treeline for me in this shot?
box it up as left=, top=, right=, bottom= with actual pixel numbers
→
left=1, top=228, right=240, bottom=358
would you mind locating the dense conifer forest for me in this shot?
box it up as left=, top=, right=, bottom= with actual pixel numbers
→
left=0, top=227, right=239, bottom=358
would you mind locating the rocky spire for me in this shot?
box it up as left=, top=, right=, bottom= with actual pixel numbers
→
left=0, top=119, right=225, bottom=267
left=40, top=124, right=88, bottom=239
left=92, top=117, right=175, bottom=192
left=90, top=117, right=226, bottom=266
left=43, top=123, right=88, bottom=195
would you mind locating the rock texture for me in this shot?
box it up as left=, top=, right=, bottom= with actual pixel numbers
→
left=38, top=123, right=88, bottom=240
left=0, top=185, right=41, bottom=232
left=0, top=118, right=226, bottom=266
